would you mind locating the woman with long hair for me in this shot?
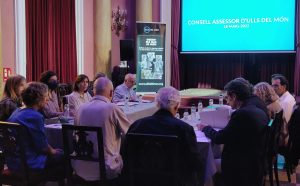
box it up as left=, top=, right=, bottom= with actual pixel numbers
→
left=0, top=75, right=26, bottom=121
left=254, top=82, right=282, bottom=119
left=68, top=74, right=92, bottom=117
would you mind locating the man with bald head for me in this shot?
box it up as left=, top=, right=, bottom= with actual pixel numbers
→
left=73, top=77, right=131, bottom=182
left=112, top=73, right=138, bottom=103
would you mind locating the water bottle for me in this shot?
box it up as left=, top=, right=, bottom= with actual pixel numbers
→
left=219, top=94, right=224, bottom=105
left=64, top=103, right=70, bottom=117
left=124, top=94, right=129, bottom=110
left=138, top=95, right=142, bottom=104
left=175, top=112, right=180, bottom=119
left=183, top=110, right=189, bottom=121
left=198, top=101, right=203, bottom=112
left=191, top=104, right=196, bottom=120
left=209, top=99, right=213, bottom=106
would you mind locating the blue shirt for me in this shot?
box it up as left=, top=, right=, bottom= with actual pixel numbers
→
left=7, top=108, right=48, bottom=170
left=112, top=83, right=137, bottom=103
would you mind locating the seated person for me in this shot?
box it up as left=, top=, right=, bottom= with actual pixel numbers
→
left=122, top=86, right=202, bottom=186
left=39, top=71, right=63, bottom=118
left=73, top=77, right=131, bottom=181
left=7, top=82, right=63, bottom=172
left=271, top=74, right=296, bottom=146
left=235, top=77, right=268, bottom=116
left=198, top=78, right=269, bottom=186
left=112, top=73, right=138, bottom=103
left=254, top=82, right=282, bottom=119
left=0, top=75, right=26, bottom=121
left=68, top=74, right=92, bottom=117
left=87, top=72, right=106, bottom=97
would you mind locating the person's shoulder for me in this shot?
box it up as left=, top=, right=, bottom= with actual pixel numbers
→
left=128, top=116, right=154, bottom=132
left=115, top=84, right=124, bottom=90
left=0, top=97, right=16, bottom=106
left=238, top=104, right=268, bottom=119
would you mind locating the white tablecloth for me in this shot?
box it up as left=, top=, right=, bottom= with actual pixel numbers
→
left=119, top=102, right=158, bottom=123
left=45, top=105, right=222, bottom=186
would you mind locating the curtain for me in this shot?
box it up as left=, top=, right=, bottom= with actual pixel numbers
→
left=179, top=54, right=244, bottom=89
left=170, top=0, right=180, bottom=89
left=294, top=0, right=300, bottom=96
left=180, top=53, right=295, bottom=91
left=26, top=0, right=77, bottom=83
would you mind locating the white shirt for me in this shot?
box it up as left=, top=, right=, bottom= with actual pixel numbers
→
left=279, top=91, right=296, bottom=124
left=68, top=91, right=92, bottom=117
left=278, top=91, right=296, bottom=146
left=73, top=95, right=131, bottom=180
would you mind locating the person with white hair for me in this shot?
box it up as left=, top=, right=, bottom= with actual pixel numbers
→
left=112, top=73, right=138, bottom=103
left=73, top=77, right=131, bottom=182
left=122, top=86, right=202, bottom=186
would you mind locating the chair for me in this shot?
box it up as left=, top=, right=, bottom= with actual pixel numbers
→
left=62, top=125, right=107, bottom=186
left=0, top=121, right=65, bottom=186
left=265, top=110, right=284, bottom=186
left=281, top=103, right=300, bottom=182
left=125, top=133, right=181, bottom=186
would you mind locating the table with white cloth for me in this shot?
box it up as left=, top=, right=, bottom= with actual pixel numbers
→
left=45, top=104, right=225, bottom=186
left=45, top=102, right=158, bottom=148
left=119, top=102, right=158, bottom=122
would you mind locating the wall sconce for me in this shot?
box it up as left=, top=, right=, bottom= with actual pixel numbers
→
left=111, top=6, right=128, bottom=36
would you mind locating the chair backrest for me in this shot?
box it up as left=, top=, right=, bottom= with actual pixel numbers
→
left=62, top=125, right=106, bottom=183
left=287, top=103, right=300, bottom=167
left=268, top=110, right=284, bottom=156
left=0, top=121, right=29, bottom=184
left=126, top=133, right=180, bottom=186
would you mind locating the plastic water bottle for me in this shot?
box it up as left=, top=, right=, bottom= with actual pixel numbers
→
left=209, top=99, right=213, bottom=106
left=191, top=104, right=196, bottom=120
left=219, top=94, right=224, bottom=105
left=124, top=95, right=129, bottom=110
left=175, top=112, right=180, bottom=119
left=138, top=95, right=142, bottom=104
left=198, top=101, right=203, bottom=112
left=64, top=104, right=70, bottom=117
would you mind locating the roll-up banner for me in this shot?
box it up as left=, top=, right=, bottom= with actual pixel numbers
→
left=136, top=22, right=166, bottom=93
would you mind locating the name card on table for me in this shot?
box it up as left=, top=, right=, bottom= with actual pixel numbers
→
left=200, top=105, right=232, bottom=129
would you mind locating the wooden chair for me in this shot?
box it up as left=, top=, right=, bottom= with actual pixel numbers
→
left=0, top=121, right=65, bottom=186
left=125, top=133, right=181, bottom=186
left=266, top=110, right=284, bottom=186
left=62, top=125, right=107, bottom=186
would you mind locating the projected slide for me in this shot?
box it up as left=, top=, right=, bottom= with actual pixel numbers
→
left=181, top=0, right=296, bottom=53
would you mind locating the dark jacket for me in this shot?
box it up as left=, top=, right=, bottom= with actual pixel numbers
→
left=245, top=95, right=269, bottom=117
left=203, top=100, right=269, bottom=186
left=0, top=97, right=21, bottom=121
left=122, top=109, right=202, bottom=186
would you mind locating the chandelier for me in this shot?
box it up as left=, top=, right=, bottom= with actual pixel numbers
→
left=111, top=6, right=128, bottom=36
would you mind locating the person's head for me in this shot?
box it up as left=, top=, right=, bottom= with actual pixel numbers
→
left=234, top=77, right=254, bottom=94
left=155, top=86, right=181, bottom=116
left=3, top=75, right=26, bottom=101
left=74, top=74, right=90, bottom=93
left=40, top=71, right=58, bottom=91
left=271, top=74, right=288, bottom=96
left=224, top=78, right=252, bottom=109
left=21, top=82, right=49, bottom=110
left=94, top=77, right=114, bottom=101
left=124, top=73, right=136, bottom=89
left=93, top=72, right=106, bottom=81
left=253, top=82, right=279, bottom=105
